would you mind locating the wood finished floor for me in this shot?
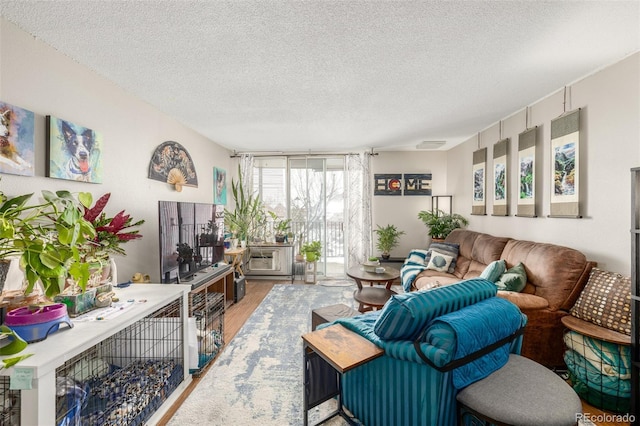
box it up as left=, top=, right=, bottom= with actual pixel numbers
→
left=158, top=280, right=626, bottom=426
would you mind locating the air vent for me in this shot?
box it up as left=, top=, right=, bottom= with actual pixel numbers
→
left=416, top=141, right=446, bottom=149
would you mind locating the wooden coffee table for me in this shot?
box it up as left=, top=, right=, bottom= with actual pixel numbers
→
left=346, top=265, right=400, bottom=312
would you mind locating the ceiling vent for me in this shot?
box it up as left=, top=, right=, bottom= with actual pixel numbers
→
left=416, top=141, right=446, bottom=150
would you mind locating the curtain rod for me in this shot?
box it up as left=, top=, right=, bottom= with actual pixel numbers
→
left=230, top=149, right=378, bottom=158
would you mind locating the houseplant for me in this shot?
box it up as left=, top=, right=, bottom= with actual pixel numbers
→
left=417, top=209, right=469, bottom=241
left=224, top=166, right=263, bottom=246
left=301, top=240, right=321, bottom=262
left=79, top=192, right=144, bottom=284
left=269, top=211, right=291, bottom=243
left=0, top=188, right=97, bottom=298
left=373, top=224, right=405, bottom=259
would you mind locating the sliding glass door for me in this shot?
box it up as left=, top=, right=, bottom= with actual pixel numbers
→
left=252, top=156, right=346, bottom=279
left=289, top=157, right=345, bottom=278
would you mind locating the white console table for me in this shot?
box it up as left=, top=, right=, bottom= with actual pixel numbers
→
left=0, top=284, right=191, bottom=426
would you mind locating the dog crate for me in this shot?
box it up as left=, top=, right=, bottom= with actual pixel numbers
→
left=55, top=297, right=185, bottom=426
left=0, top=377, right=20, bottom=425
left=188, top=291, right=224, bottom=376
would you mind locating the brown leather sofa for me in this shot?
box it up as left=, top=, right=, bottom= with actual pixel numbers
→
left=411, top=229, right=595, bottom=368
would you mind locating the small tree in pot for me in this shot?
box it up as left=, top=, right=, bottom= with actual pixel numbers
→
left=373, top=224, right=405, bottom=260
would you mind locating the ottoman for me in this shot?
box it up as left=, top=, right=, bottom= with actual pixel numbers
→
left=311, top=303, right=360, bottom=331
left=456, top=354, right=582, bottom=426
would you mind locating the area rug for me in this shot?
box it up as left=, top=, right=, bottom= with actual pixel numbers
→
left=317, top=279, right=355, bottom=287
left=167, top=284, right=360, bottom=426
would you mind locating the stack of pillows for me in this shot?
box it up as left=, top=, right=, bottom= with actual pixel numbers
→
left=479, top=259, right=528, bottom=292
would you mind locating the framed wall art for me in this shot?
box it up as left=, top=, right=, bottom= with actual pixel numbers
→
left=517, top=127, right=538, bottom=217
left=214, top=167, right=227, bottom=204
left=374, top=174, right=402, bottom=195
left=46, top=115, right=103, bottom=183
left=0, top=101, right=35, bottom=176
left=472, top=148, right=487, bottom=215
left=550, top=109, right=581, bottom=217
left=403, top=173, right=432, bottom=196
left=492, top=139, right=509, bottom=216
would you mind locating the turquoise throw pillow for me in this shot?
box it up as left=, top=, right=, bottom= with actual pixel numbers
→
left=479, top=260, right=506, bottom=283
left=495, top=262, right=528, bottom=292
left=373, top=278, right=497, bottom=341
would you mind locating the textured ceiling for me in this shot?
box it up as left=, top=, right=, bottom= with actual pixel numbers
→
left=1, top=1, right=639, bottom=153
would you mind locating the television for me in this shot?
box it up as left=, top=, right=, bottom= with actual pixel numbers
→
left=159, top=200, right=224, bottom=283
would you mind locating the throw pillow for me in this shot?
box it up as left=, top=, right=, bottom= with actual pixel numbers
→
left=429, top=242, right=460, bottom=273
left=479, top=260, right=507, bottom=283
left=426, top=251, right=455, bottom=273
left=570, top=268, right=631, bottom=335
left=404, top=249, right=431, bottom=266
left=373, top=278, right=497, bottom=341
left=495, top=262, right=527, bottom=292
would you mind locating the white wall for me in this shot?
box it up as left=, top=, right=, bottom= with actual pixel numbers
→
left=371, top=151, right=448, bottom=257
left=373, top=53, right=639, bottom=275
left=0, top=18, right=234, bottom=283
left=446, top=52, right=640, bottom=275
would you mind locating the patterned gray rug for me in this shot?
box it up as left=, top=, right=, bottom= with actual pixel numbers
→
left=167, top=284, right=360, bottom=425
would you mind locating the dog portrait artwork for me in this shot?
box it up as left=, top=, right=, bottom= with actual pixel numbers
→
left=0, top=101, right=35, bottom=176
left=47, top=116, right=103, bottom=183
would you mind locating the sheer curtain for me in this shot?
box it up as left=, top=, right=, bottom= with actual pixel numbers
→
left=238, top=154, right=254, bottom=193
left=345, top=152, right=371, bottom=269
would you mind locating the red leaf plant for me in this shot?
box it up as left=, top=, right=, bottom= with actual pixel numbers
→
left=82, top=193, right=145, bottom=260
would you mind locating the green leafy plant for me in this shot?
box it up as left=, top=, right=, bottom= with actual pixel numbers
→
left=301, top=240, right=322, bottom=262
left=0, top=188, right=97, bottom=297
left=224, top=166, right=264, bottom=242
left=268, top=211, right=291, bottom=242
left=417, top=209, right=469, bottom=240
left=373, top=224, right=405, bottom=258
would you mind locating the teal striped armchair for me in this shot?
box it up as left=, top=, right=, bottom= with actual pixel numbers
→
left=329, top=279, right=527, bottom=425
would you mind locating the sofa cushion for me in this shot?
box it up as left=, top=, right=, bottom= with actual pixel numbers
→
left=480, top=260, right=506, bottom=283
left=495, top=262, right=527, bottom=292
left=405, top=249, right=431, bottom=266
left=429, top=242, right=459, bottom=273
left=570, top=268, right=631, bottom=335
left=426, top=251, right=455, bottom=272
left=373, top=278, right=497, bottom=341
left=413, top=272, right=461, bottom=291
left=497, top=291, right=549, bottom=310
left=500, top=239, right=591, bottom=311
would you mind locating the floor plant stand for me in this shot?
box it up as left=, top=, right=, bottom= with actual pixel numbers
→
left=305, top=261, right=317, bottom=284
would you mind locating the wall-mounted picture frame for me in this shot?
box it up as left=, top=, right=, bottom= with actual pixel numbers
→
left=492, top=139, right=509, bottom=216
left=0, top=101, right=35, bottom=176
left=550, top=109, right=581, bottom=218
left=403, top=173, right=432, bottom=196
left=374, top=174, right=402, bottom=195
left=517, top=127, right=537, bottom=217
left=472, top=148, right=487, bottom=215
left=214, top=167, right=227, bottom=204
left=46, top=115, right=103, bottom=183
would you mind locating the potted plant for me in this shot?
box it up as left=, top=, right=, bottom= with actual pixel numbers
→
left=373, top=224, right=405, bottom=260
left=0, top=188, right=97, bottom=298
left=269, top=211, right=291, bottom=243
left=417, top=209, right=469, bottom=241
left=224, top=166, right=263, bottom=247
left=301, top=240, right=321, bottom=262
left=78, top=192, right=144, bottom=285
